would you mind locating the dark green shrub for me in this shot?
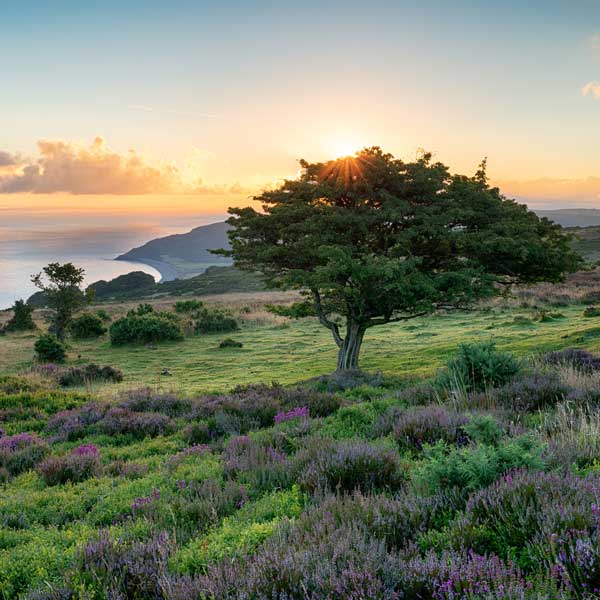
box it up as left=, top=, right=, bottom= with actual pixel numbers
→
left=194, top=308, right=239, bottom=334
left=219, top=337, right=243, bottom=348
left=584, top=306, right=600, bottom=318
left=174, top=299, right=203, bottom=313
left=3, top=300, right=36, bottom=332
left=109, top=314, right=183, bottom=345
left=96, top=309, right=111, bottom=322
left=69, top=313, right=107, bottom=339
left=127, top=303, right=155, bottom=316
left=34, top=334, right=66, bottom=362
left=58, top=364, right=123, bottom=387
left=440, top=342, right=520, bottom=392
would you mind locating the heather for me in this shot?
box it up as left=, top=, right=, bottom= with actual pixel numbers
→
left=5, top=345, right=600, bottom=597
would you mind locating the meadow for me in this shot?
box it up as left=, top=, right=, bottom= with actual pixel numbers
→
left=3, top=276, right=600, bottom=598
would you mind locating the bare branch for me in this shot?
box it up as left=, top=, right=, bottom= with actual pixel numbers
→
left=312, top=289, right=343, bottom=347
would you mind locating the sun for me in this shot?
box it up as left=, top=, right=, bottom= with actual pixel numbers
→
left=327, top=137, right=362, bottom=159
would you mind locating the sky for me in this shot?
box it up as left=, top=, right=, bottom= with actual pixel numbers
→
left=2, top=0, right=600, bottom=215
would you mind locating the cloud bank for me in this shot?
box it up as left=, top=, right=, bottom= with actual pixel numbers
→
left=0, top=138, right=181, bottom=194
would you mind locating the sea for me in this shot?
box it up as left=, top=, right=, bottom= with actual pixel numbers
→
left=0, top=214, right=224, bottom=310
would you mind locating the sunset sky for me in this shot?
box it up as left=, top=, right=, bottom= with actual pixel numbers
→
left=2, top=0, right=600, bottom=214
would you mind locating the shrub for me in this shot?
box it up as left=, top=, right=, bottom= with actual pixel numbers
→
left=581, top=290, right=600, bottom=305
left=223, top=435, right=293, bottom=495
left=584, top=306, right=600, bottom=318
left=96, top=309, right=111, bottom=322
left=489, top=371, right=569, bottom=412
left=34, top=334, right=66, bottom=362
left=57, top=364, right=123, bottom=387
left=311, top=369, right=384, bottom=392
left=295, top=438, right=404, bottom=493
left=45, top=403, right=106, bottom=441
left=96, top=407, right=173, bottom=438
left=0, top=432, right=50, bottom=476
left=414, top=436, right=546, bottom=494
left=194, top=308, right=239, bottom=334
left=109, top=313, right=183, bottom=345
left=75, top=532, right=171, bottom=599
left=3, top=300, right=36, bottom=332
left=219, top=337, right=243, bottom=348
left=69, top=313, right=106, bottom=338
left=458, top=469, right=600, bottom=584
left=543, top=347, right=600, bottom=372
left=391, top=406, right=470, bottom=452
left=38, top=444, right=101, bottom=485
left=440, top=342, right=520, bottom=393
left=174, top=299, right=203, bottom=313
left=118, top=389, right=194, bottom=417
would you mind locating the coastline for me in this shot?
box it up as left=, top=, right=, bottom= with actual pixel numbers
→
left=114, top=256, right=180, bottom=282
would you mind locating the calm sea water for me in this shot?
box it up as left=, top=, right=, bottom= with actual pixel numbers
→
left=0, top=215, right=223, bottom=309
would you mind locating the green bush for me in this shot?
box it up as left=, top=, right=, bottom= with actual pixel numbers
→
left=174, top=299, right=203, bottom=313
left=439, top=342, right=520, bottom=393
left=3, top=300, right=36, bottom=333
left=109, top=314, right=183, bottom=345
left=219, top=337, right=243, bottom=348
left=584, top=306, right=600, bottom=318
left=414, top=435, right=546, bottom=494
left=96, top=309, right=111, bottom=322
left=34, top=334, right=66, bottom=363
left=194, top=308, right=239, bottom=334
left=69, top=313, right=107, bottom=339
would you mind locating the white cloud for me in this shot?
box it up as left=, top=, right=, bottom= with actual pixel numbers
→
left=582, top=81, right=600, bottom=100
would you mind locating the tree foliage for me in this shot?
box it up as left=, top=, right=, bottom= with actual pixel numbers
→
left=31, top=263, right=91, bottom=341
left=223, top=147, right=582, bottom=370
left=2, top=300, right=36, bottom=333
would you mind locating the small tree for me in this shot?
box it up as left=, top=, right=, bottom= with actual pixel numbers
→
left=31, top=263, right=91, bottom=341
left=222, top=148, right=582, bottom=371
left=3, top=300, right=36, bottom=333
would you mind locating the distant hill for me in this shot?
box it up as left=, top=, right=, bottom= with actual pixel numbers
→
left=28, top=266, right=266, bottom=305
left=116, top=221, right=232, bottom=280
left=536, top=209, right=600, bottom=228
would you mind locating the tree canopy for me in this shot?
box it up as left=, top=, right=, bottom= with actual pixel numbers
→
left=223, top=147, right=582, bottom=371
left=31, top=262, right=91, bottom=341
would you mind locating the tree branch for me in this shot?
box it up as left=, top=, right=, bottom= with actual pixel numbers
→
left=312, top=289, right=343, bottom=347
left=367, top=311, right=428, bottom=327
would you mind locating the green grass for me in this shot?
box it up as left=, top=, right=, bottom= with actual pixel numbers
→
left=2, top=302, right=600, bottom=394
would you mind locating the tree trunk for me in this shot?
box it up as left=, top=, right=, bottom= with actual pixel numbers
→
left=336, top=322, right=366, bottom=371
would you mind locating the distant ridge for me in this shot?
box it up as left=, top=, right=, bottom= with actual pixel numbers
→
left=535, top=209, right=600, bottom=228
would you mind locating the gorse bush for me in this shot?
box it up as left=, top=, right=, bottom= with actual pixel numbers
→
left=109, top=313, right=183, bottom=345
left=174, top=299, right=203, bottom=313
left=440, top=342, right=520, bottom=393
left=194, top=307, right=239, bottom=334
left=34, top=334, right=66, bottom=362
left=69, top=312, right=106, bottom=339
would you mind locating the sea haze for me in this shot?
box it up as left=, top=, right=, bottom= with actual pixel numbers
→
left=0, top=211, right=226, bottom=309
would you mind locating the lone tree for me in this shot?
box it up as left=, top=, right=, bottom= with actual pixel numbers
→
left=31, top=262, right=91, bottom=341
left=223, top=148, right=582, bottom=371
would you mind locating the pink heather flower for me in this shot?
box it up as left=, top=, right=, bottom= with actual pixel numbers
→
left=72, top=444, right=100, bottom=456
left=274, top=406, right=309, bottom=424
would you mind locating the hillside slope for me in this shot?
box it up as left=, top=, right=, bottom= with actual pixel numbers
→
left=116, top=221, right=232, bottom=279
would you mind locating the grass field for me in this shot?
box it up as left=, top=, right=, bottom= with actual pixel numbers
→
left=3, top=291, right=600, bottom=394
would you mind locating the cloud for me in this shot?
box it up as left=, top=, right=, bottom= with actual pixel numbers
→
left=496, top=176, right=600, bottom=208
left=0, top=137, right=181, bottom=194
left=0, top=151, right=19, bottom=166
left=192, top=178, right=252, bottom=195
left=582, top=81, right=600, bottom=100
